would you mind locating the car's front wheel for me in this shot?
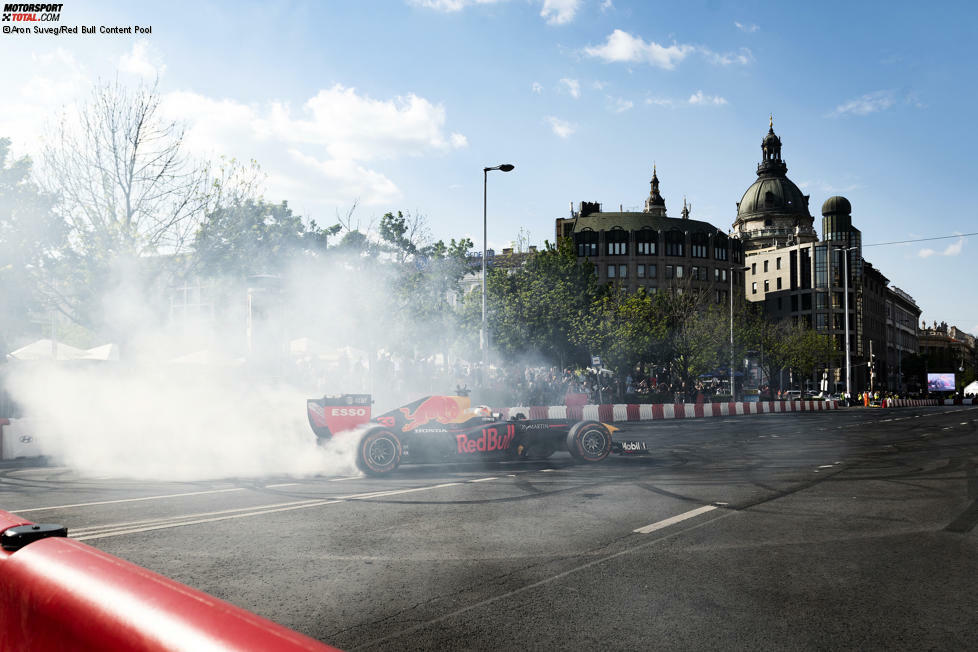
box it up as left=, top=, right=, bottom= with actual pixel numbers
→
left=566, top=421, right=612, bottom=463
left=356, top=427, right=402, bottom=476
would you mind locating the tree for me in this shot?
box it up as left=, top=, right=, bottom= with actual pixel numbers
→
left=467, top=238, right=600, bottom=367
left=38, top=79, right=213, bottom=331
left=0, top=137, right=63, bottom=350
left=192, top=199, right=340, bottom=278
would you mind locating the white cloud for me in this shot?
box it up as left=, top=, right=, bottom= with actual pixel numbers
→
left=918, top=238, right=964, bottom=258
left=545, top=116, right=576, bottom=138
left=829, top=90, right=896, bottom=117
left=610, top=96, right=633, bottom=113
left=118, top=39, right=166, bottom=78
left=600, top=0, right=614, bottom=11
left=735, top=21, right=759, bottom=32
left=645, top=96, right=674, bottom=107
left=560, top=77, right=581, bottom=98
left=689, top=90, right=727, bottom=105
left=702, top=47, right=754, bottom=66
left=540, top=0, right=581, bottom=24
left=161, top=84, right=467, bottom=207
left=408, top=0, right=505, bottom=11
left=531, top=81, right=543, bottom=94
left=584, top=29, right=694, bottom=69
left=943, top=237, right=965, bottom=256
left=584, top=31, right=752, bottom=70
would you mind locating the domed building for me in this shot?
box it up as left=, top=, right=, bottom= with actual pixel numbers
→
left=738, top=119, right=921, bottom=394
left=733, top=117, right=817, bottom=251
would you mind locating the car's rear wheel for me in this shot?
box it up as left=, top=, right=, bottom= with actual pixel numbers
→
left=566, top=421, right=612, bottom=463
left=356, top=427, right=402, bottom=476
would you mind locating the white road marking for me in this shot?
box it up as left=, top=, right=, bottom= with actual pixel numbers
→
left=818, top=464, right=834, bottom=469
left=633, top=505, right=717, bottom=534
left=12, top=487, right=247, bottom=513
left=541, top=469, right=555, bottom=473
left=265, top=483, right=299, bottom=488
left=329, top=476, right=363, bottom=482
left=72, top=481, right=466, bottom=541
left=469, top=477, right=498, bottom=483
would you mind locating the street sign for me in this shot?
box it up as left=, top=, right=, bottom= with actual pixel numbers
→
left=591, top=356, right=601, bottom=367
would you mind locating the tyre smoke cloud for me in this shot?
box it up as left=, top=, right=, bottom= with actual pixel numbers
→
left=7, top=244, right=478, bottom=481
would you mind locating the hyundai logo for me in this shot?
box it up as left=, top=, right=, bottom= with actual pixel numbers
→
left=19, top=435, right=33, bottom=444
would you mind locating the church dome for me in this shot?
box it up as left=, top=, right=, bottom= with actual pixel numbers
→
left=738, top=176, right=810, bottom=218
left=821, top=195, right=851, bottom=216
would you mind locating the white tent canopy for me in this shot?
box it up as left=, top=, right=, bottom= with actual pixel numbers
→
left=5, top=339, right=113, bottom=361
left=964, top=380, right=978, bottom=396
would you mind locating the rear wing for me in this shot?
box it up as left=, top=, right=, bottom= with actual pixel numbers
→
left=306, top=394, right=372, bottom=441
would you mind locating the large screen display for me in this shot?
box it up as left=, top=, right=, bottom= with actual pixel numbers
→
left=927, top=373, right=956, bottom=392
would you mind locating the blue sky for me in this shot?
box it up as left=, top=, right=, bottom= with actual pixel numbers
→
left=1, top=0, right=976, bottom=333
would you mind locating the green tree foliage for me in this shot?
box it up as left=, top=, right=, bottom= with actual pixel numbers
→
left=573, top=287, right=667, bottom=374
left=192, top=199, right=340, bottom=277
left=0, top=138, right=63, bottom=351
left=467, top=237, right=599, bottom=367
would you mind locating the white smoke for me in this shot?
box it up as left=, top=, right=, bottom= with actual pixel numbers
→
left=7, top=239, right=476, bottom=481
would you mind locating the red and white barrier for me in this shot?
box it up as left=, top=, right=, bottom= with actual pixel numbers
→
left=499, top=400, right=839, bottom=423
left=0, top=510, right=340, bottom=651
left=882, top=399, right=938, bottom=408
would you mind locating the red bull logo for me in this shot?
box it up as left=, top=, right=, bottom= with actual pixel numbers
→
left=400, top=395, right=470, bottom=432
left=456, top=425, right=515, bottom=454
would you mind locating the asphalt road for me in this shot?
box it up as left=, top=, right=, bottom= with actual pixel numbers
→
left=4, top=405, right=978, bottom=650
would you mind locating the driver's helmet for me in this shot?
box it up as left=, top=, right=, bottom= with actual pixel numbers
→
left=471, top=405, right=492, bottom=417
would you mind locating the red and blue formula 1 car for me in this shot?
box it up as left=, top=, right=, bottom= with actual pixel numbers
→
left=306, top=393, right=647, bottom=475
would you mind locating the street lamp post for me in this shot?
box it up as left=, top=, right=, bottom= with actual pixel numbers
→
left=482, top=164, right=515, bottom=375
left=730, top=264, right=749, bottom=400
left=840, top=245, right=857, bottom=398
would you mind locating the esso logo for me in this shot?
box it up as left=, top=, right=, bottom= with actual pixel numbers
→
left=330, top=408, right=367, bottom=416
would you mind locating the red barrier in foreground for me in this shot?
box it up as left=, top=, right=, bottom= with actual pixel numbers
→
left=0, top=511, right=340, bottom=652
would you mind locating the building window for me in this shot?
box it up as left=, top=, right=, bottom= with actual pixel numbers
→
left=715, top=268, right=727, bottom=282
left=752, top=281, right=757, bottom=294
left=751, top=262, right=756, bottom=275
left=665, top=230, right=685, bottom=256
left=607, top=264, right=616, bottom=278
left=714, top=234, right=729, bottom=261
left=676, top=265, right=684, bottom=279
left=606, top=229, right=628, bottom=256
left=619, top=264, right=628, bottom=279
left=691, top=232, right=708, bottom=258
left=776, top=257, right=781, bottom=270
left=816, top=313, right=828, bottom=331
left=790, top=295, right=798, bottom=312
left=763, top=279, right=769, bottom=292
left=665, top=265, right=674, bottom=279
left=635, top=228, right=657, bottom=255
left=832, top=292, right=842, bottom=309
left=648, top=264, right=657, bottom=279
left=776, top=277, right=782, bottom=290
left=763, top=260, right=769, bottom=273
left=834, top=314, right=844, bottom=330
left=777, top=297, right=783, bottom=311
left=800, top=247, right=812, bottom=289
left=816, top=293, right=827, bottom=309
left=637, top=264, right=645, bottom=278
left=575, top=230, right=599, bottom=257
left=815, top=245, right=827, bottom=288
left=790, top=250, right=798, bottom=289
left=801, top=294, right=812, bottom=310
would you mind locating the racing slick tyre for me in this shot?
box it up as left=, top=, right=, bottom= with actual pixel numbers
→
left=356, top=427, right=402, bottom=476
left=566, top=421, right=612, bottom=463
